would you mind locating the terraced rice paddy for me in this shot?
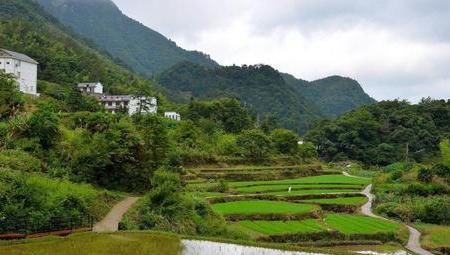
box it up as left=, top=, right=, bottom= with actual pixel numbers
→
left=324, top=214, right=400, bottom=234
left=300, top=196, right=367, bottom=205
left=212, top=200, right=318, bottom=215
left=235, top=184, right=363, bottom=193
left=228, top=175, right=371, bottom=188
left=267, top=189, right=360, bottom=196
left=238, top=219, right=327, bottom=235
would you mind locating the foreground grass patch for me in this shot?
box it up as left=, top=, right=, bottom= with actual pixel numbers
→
left=212, top=200, right=318, bottom=215
left=300, top=196, right=367, bottom=205
left=415, top=223, right=450, bottom=250
left=238, top=220, right=327, bottom=235
left=324, top=214, right=400, bottom=235
left=0, top=232, right=180, bottom=255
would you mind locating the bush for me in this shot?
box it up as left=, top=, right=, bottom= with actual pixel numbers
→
left=390, top=171, right=403, bottom=182
left=418, top=167, right=433, bottom=183
left=0, top=150, right=41, bottom=172
left=432, top=163, right=450, bottom=179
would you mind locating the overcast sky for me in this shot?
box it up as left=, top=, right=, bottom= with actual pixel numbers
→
left=112, top=0, right=450, bottom=102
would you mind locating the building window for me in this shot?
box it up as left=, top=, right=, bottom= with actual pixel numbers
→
left=6, top=62, right=10, bottom=65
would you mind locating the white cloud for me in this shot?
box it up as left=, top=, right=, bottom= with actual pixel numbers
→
left=112, top=0, right=450, bottom=102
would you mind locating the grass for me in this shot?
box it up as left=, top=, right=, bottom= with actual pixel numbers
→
left=212, top=200, right=318, bottom=215
left=415, top=223, right=450, bottom=250
left=0, top=232, right=180, bottom=255
left=324, top=214, right=401, bottom=235
left=267, top=189, right=360, bottom=196
left=235, top=184, right=363, bottom=193
left=300, top=196, right=367, bottom=205
left=238, top=219, right=327, bottom=235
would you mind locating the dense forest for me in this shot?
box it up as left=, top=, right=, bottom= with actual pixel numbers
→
left=157, top=62, right=375, bottom=133
left=34, top=0, right=219, bottom=76
left=306, top=99, right=450, bottom=165
left=282, top=74, right=377, bottom=118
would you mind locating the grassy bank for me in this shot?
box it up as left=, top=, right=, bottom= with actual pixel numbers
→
left=0, top=232, right=180, bottom=255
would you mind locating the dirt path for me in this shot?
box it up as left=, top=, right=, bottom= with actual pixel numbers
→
left=360, top=184, right=433, bottom=255
left=93, top=197, right=139, bottom=233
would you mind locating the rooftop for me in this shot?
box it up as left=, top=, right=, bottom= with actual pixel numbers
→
left=0, top=49, right=39, bottom=64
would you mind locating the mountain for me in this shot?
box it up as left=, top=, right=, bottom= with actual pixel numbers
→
left=282, top=73, right=377, bottom=118
left=158, top=62, right=376, bottom=133
left=34, top=0, right=219, bottom=76
left=158, top=62, right=323, bottom=133
left=0, top=0, right=156, bottom=95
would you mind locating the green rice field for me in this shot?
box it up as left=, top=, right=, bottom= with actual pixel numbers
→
left=324, top=214, right=400, bottom=234
left=267, top=189, right=360, bottom=196
left=238, top=219, right=327, bottom=235
left=228, top=175, right=371, bottom=188
left=235, top=184, right=363, bottom=193
left=300, top=196, right=367, bottom=205
left=212, top=200, right=318, bottom=215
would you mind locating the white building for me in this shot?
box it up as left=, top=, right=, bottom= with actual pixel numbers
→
left=77, top=82, right=103, bottom=95
left=165, top=112, right=181, bottom=121
left=0, top=48, right=38, bottom=95
left=98, top=95, right=157, bottom=116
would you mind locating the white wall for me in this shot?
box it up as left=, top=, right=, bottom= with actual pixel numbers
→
left=94, top=83, right=104, bottom=94
left=0, top=57, right=37, bottom=95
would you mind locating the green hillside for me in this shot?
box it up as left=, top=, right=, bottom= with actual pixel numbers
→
left=157, top=62, right=375, bottom=133
left=283, top=73, right=376, bottom=118
left=158, top=62, right=324, bottom=133
left=34, top=0, right=219, bottom=76
left=0, top=0, right=157, bottom=96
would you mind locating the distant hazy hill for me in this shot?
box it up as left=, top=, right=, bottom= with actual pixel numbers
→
left=158, top=62, right=376, bottom=133
left=34, top=0, right=219, bottom=76
left=282, top=73, right=377, bottom=118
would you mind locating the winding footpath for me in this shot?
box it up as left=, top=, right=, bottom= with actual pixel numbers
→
left=93, top=197, right=139, bottom=233
left=343, top=172, right=433, bottom=255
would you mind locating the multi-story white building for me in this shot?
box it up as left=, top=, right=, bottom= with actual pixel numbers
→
left=77, top=82, right=103, bottom=95
left=98, top=95, right=157, bottom=116
left=0, top=48, right=38, bottom=95
left=164, top=112, right=181, bottom=121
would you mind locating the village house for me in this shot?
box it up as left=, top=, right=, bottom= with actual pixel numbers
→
left=77, top=82, right=104, bottom=95
left=0, top=48, right=38, bottom=95
left=164, top=112, right=181, bottom=121
left=97, top=95, right=157, bottom=116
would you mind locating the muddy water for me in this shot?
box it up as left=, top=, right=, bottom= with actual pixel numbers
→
left=181, top=240, right=329, bottom=255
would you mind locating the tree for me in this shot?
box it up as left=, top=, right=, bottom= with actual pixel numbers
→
left=270, top=129, right=299, bottom=155
left=236, top=129, right=272, bottom=161
left=135, top=115, right=169, bottom=169
left=440, top=139, right=450, bottom=168
left=26, top=105, right=59, bottom=149
left=0, top=71, right=23, bottom=119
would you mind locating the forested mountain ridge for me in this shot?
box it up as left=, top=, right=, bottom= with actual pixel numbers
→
left=282, top=73, right=376, bottom=118
left=34, top=0, right=219, bottom=76
left=158, top=62, right=324, bottom=133
left=0, top=0, right=157, bottom=96
left=157, top=62, right=375, bottom=133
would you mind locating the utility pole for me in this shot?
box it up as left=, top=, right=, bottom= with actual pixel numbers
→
left=405, top=143, right=409, bottom=162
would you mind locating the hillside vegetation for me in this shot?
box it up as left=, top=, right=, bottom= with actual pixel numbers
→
left=35, top=0, right=218, bottom=76
left=158, top=62, right=375, bottom=133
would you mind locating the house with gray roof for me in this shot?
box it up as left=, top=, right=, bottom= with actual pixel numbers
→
left=0, top=48, right=39, bottom=95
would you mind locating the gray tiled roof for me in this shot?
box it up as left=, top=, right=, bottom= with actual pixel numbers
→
left=0, top=49, right=39, bottom=64
left=78, top=82, right=101, bottom=88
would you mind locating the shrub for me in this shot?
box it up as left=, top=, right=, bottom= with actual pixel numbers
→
left=418, top=168, right=433, bottom=183
left=0, top=150, right=41, bottom=172
left=432, top=163, right=450, bottom=179
left=390, top=171, right=403, bottom=182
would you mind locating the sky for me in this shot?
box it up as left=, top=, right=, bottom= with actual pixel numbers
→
left=112, top=0, right=450, bottom=102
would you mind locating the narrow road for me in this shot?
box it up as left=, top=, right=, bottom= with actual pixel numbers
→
left=359, top=184, right=433, bottom=255
left=93, top=197, right=139, bottom=233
